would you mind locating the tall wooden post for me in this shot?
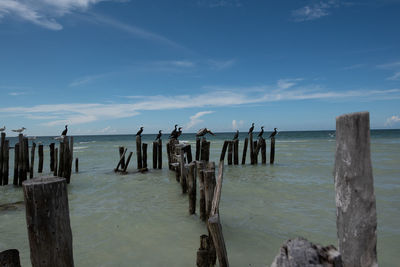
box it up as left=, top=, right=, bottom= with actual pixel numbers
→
left=186, top=145, right=193, bottom=163
left=270, top=137, right=275, bottom=164
left=0, top=132, right=4, bottom=185
left=204, top=170, right=216, bottom=219
left=157, top=139, right=162, bottom=169
left=249, top=133, right=254, bottom=164
left=142, top=143, right=148, bottom=169
left=13, top=143, right=19, bottom=185
left=334, top=112, right=377, bottom=267
left=30, top=143, right=36, bottom=179
left=18, top=134, right=26, bottom=186
left=136, top=136, right=142, bottom=169
left=53, top=148, right=58, bottom=177
left=49, top=143, right=55, bottom=172
left=23, top=177, right=74, bottom=267
left=261, top=138, right=266, bottom=164
left=58, top=142, right=64, bottom=177
left=24, top=138, right=29, bottom=174
left=241, top=137, right=248, bottom=165
left=220, top=141, right=228, bottom=162
left=227, top=141, right=233, bottom=165
left=253, top=141, right=258, bottom=164
left=188, top=162, right=196, bottom=214
left=167, top=142, right=171, bottom=170
left=118, top=146, right=125, bottom=170
left=152, top=142, right=158, bottom=169
left=63, top=137, right=71, bottom=183
left=196, top=161, right=206, bottom=221
left=233, top=139, right=239, bottom=165
left=196, top=137, right=201, bottom=161
left=179, top=148, right=187, bottom=193
left=2, top=140, right=9, bottom=185
left=38, top=144, right=44, bottom=173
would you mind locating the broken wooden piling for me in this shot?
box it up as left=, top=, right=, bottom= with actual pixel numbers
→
left=2, top=140, right=9, bottom=185
left=75, top=158, right=78, bottom=173
left=53, top=148, right=58, bottom=177
left=241, top=137, right=248, bottom=165
left=196, top=235, right=211, bottom=267
left=227, top=141, right=233, bottom=165
left=13, top=143, right=19, bottom=185
left=196, top=161, right=206, bottom=221
left=196, top=137, right=201, bottom=161
left=142, top=143, right=148, bottom=169
left=188, top=162, right=196, bottom=214
left=157, top=139, right=162, bottom=169
left=261, top=138, right=266, bottom=164
left=38, top=144, right=43, bottom=173
left=0, top=249, right=21, bottom=267
left=220, top=141, right=229, bottom=162
left=152, top=142, right=158, bottom=169
left=122, top=152, right=133, bottom=173
left=0, top=132, right=4, bottom=185
left=49, top=143, right=55, bottom=172
left=118, top=146, right=125, bottom=170
left=249, top=132, right=255, bottom=164
left=200, top=139, right=210, bottom=162
left=114, top=148, right=127, bottom=172
left=29, top=143, right=36, bottom=179
left=136, top=135, right=142, bottom=169
left=233, top=139, right=239, bottom=165
left=270, top=137, right=275, bottom=164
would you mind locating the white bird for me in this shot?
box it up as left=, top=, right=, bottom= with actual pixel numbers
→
left=53, top=135, right=65, bottom=141
left=12, top=127, right=26, bottom=133
left=0, top=126, right=5, bottom=132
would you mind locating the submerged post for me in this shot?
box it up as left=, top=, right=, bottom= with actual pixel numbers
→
left=241, top=137, right=248, bottom=165
left=233, top=139, right=239, bottom=165
left=196, top=235, right=210, bottom=267
left=136, top=136, right=142, bottom=169
left=142, top=143, right=148, bottom=169
left=249, top=133, right=254, bottom=164
left=152, top=142, right=158, bottom=169
left=227, top=141, right=233, bottom=165
left=23, top=177, right=74, bottom=267
left=334, top=111, right=377, bottom=267
left=157, top=139, right=162, bottom=169
left=270, top=137, right=275, bottom=164
left=118, top=146, right=126, bottom=170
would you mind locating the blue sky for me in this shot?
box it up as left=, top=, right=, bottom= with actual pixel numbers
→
left=0, top=0, right=400, bottom=136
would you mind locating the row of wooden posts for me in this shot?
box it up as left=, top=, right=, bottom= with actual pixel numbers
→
left=0, top=133, right=77, bottom=186
left=167, top=139, right=229, bottom=267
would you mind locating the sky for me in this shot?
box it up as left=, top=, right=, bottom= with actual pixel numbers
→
left=0, top=0, right=400, bottom=136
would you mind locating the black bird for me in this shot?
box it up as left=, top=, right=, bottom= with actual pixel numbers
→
left=61, top=125, right=68, bottom=136
left=269, top=128, right=278, bottom=138
left=155, top=130, right=162, bottom=141
left=258, top=126, right=264, bottom=138
left=248, top=123, right=255, bottom=134
left=170, top=124, right=178, bottom=139
left=136, top=127, right=144, bottom=136
left=233, top=130, right=239, bottom=140
left=196, top=128, right=215, bottom=137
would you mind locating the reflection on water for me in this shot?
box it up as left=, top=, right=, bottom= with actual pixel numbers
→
left=1, top=130, right=399, bottom=266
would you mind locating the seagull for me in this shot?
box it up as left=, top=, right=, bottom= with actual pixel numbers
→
left=12, top=127, right=26, bottom=133
left=170, top=124, right=178, bottom=138
left=248, top=123, right=254, bottom=134
left=233, top=130, right=239, bottom=140
left=61, top=125, right=68, bottom=136
left=196, top=128, right=215, bottom=137
left=258, top=126, right=264, bottom=138
left=269, top=128, right=278, bottom=138
left=155, top=130, right=162, bottom=141
left=136, top=127, right=144, bottom=136
left=0, top=126, right=5, bottom=132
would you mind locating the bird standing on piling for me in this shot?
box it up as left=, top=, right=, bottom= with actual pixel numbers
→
left=233, top=130, right=239, bottom=140
left=269, top=128, right=278, bottom=138
left=196, top=128, right=215, bottom=137
left=155, top=130, right=162, bottom=141
left=12, top=127, right=26, bottom=133
left=258, top=126, right=264, bottom=138
left=0, top=126, right=5, bottom=132
left=170, top=124, right=178, bottom=139
left=136, top=127, right=144, bottom=136
left=61, top=125, right=68, bottom=136
left=248, top=123, right=254, bottom=134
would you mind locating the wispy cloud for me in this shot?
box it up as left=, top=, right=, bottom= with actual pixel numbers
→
left=388, top=72, right=400, bottom=81
left=277, top=78, right=303, bottom=90
left=342, top=64, right=365, bottom=70
left=197, top=0, right=242, bottom=8
left=207, top=59, right=236, bottom=70
left=385, top=115, right=400, bottom=126
left=186, top=111, right=214, bottom=129
left=8, top=91, right=27, bottom=96
left=377, top=61, right=400, bottom=80
left=69, top=72, right=115, bottom=87
left=292, top=0, right=339, bottom=22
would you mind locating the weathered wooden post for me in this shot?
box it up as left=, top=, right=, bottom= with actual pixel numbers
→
left=196, top=161, right=206, bottom=221
left=241, top=137, right=248, bottom=165
left=179, top=147, right=187, bottom=193
left=23, top=177, right=74, bottom=267
left=227, top=141, right=233, bottom=165
left=249, top=133, right=254, bottom=164
left=0, top=132, right=4, bottom=185
left=167, top=142, right=172, bottom=170
left=136, top=136, right=142, bottom=169
left=49, top=143, right=55, bottom=172
left=53, top=148, right=58, bottom=177
left=201, top=139, right=210, bottom=162
left=142, top=143, right=148, bottom=169
left=24, top=138, right=29, bottom=173
left=75, top=158, right=78, bottom=173
left=196, top=137, right=201, bottom=161
left=208, top=214, right=229, bottom=267
left=196, top=235, right=210, bottom=267
left=261, top=138, right=266, bottom=164
left=157, top=139, right=162, bottom=169
left=334, top=111, right=377, bottom=267
left=29, top=143, right=36, bottom=179
left=152, top=142, right=158, bottom=169
left=253, top=140, right=258, bottom=164
left=122, top=152, right=133, bottom=173
left=63, top=137, right=72, bottom=183
left=188, top=162, right=196, bottom=214
left=115, top=148, right=127, bottom=172
left=2, top=140, right=9, bottom=185
left=118, top=146, right=125, bottom=170
left=233, top=139, right=239, bottom=165
left=0, top=249, right=21, bottom=267
left=270, top=137, right=275, bottom=164
left=185, top=145, right=193, bottom=163
left=58, top=141, right=64, bottom=177
left=38, top=143, right=44, bottom=173
left=13, top=143, right=19, bottom=185
left=220, top=141, right=228, bottom=162
left=18, top=134, right=26, bottom=185
left=204, top=170, right=216, bottom=219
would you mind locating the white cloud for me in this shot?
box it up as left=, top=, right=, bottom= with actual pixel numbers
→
left=385, top=115, right=400, bottom=126
left=277, top=78, right=303, bottom=90
left=292, top=0, right=339, bottom=22
left=208, top=59, right=236, bottom=70
left=342, top=64, right=365, bottom=70
left=8, top=91, right=26, bottom=96
left=377, top=61, right=400, bottom=81
left=387, top=72, right=400, bottom=81
left=186, top=111, right=214, bottom=129
left=232, top=119, right=244, bottom=130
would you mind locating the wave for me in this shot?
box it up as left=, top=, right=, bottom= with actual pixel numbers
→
left=74, top=146, right=88, bottom=150
left=78, top=141, right=96, bottom=144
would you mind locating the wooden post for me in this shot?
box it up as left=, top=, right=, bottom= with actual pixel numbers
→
left=13, top=143, right=19, bottom=185
left=255, top=140, right=262, bottom=164
left=75, top=158, right=78, bottom=173
left=196, top=137, right=201, bottom=161
left=24, top=138, right=29, bottom=173
left=179, top=148, right=187, bottom=193
left=334, top=112, right=377, bottom=267
left=53, top=148, right=58, bottom=177
left=157, top=139, right=162, bottom=169
left=18, top=134, right=26, bottom=186
left=208, top=214, right=229, bottom=267
left=114, top=148, right=127, bottom=172
left=152, top=142, right=158, bottom=169
left=249, top=133, right=254, bottom=164
left=49, top=143, right=55, bottom=172
left=270, top=137, right=275, bottom=164
left=204, top=170, right=216, bottom=219
left=2, top=140, right=9, bottom=185
left=0, top=132, right=4, bottom=185
left=227, top=141, right=233, bottom=165
left=188, top=162, right=196, bottom=214
left=241, top=137, right=248, bottom=165
left=23, top=177, right=74, bottom=267
left=233, top=139, right=239, bottom=165
left=29, top=143, right=36, bottom=179
left=68, top=137, right=74, bottom=179
left=0, top=249, right=21, bottom=267
left=253, top=141, right=258, bottom=164
left=167, top=142, right=171, bottom=170
left=201, top=139, right=210, bottom=162
left=196, top=235, right=210, bottom=267
left=196, top=161, right=206, bottom=221
left=186, top=145, right=193, bottom=163
left=211, top=162, right=224, bottom=216
left=118, top=146, right=125, bottom=170
left=63, top=137, right=71, bottom=183
left=220, top=141, right=228, bottom=162
left=38, top=144, right=44, bottom=173
left=58, top=141, right=64, bottom=177
left=122, top=152, right=133, bottom=173
left=261, top=138, right=266, bottom=164
left=136, top=136, right=142, bottom=169
left=142, top=143, right=148, bottom=169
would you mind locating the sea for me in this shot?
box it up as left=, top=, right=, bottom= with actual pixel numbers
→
left=1, top=130, right=399, bottom=266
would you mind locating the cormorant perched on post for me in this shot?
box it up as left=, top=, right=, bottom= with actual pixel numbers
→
left=155, top=130, right=162, bottom=141
left=258, top=126, right=264, bottom=138
left=136, top=127, right=144, bottom=136
left=196, top=128, right=215, bottom=137
left=11, top=127, right=26, bottom=133
left=269, top=128, right=278, bottom=138
left=170, top=124, right=178, bottom=139
left=248, top=123, right=255, bottom=134
left=61, top=125, right=68, bottom=136
left=233, top=130, right=239, bottom=140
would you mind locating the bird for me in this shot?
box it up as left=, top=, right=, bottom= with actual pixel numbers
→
left=0, top=126, right=5, bottom=132
left=136, top=127, right=144, bottom=136
left=155, top=130, right=162, bottom=141
left=248, top=123, right=255, bottom=134
left=196, top=128, right=215, bottom=137
left=61, top=125, right=68, bottom=136
left=170, top=124, right=178, bottom=139
left=177, top=127, right=183, bottom=138
left=54, top=136, right=64, bottom=141
left=12, top=127, right=26, bottom=133
left=258, top=126, right=264, bottom=138
left=233, top=130, right=239, bottom=140
left=269, top=128, right=278, bottom=138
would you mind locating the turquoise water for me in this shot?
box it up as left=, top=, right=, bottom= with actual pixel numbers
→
left=1, top=130, right=399, bottom=266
